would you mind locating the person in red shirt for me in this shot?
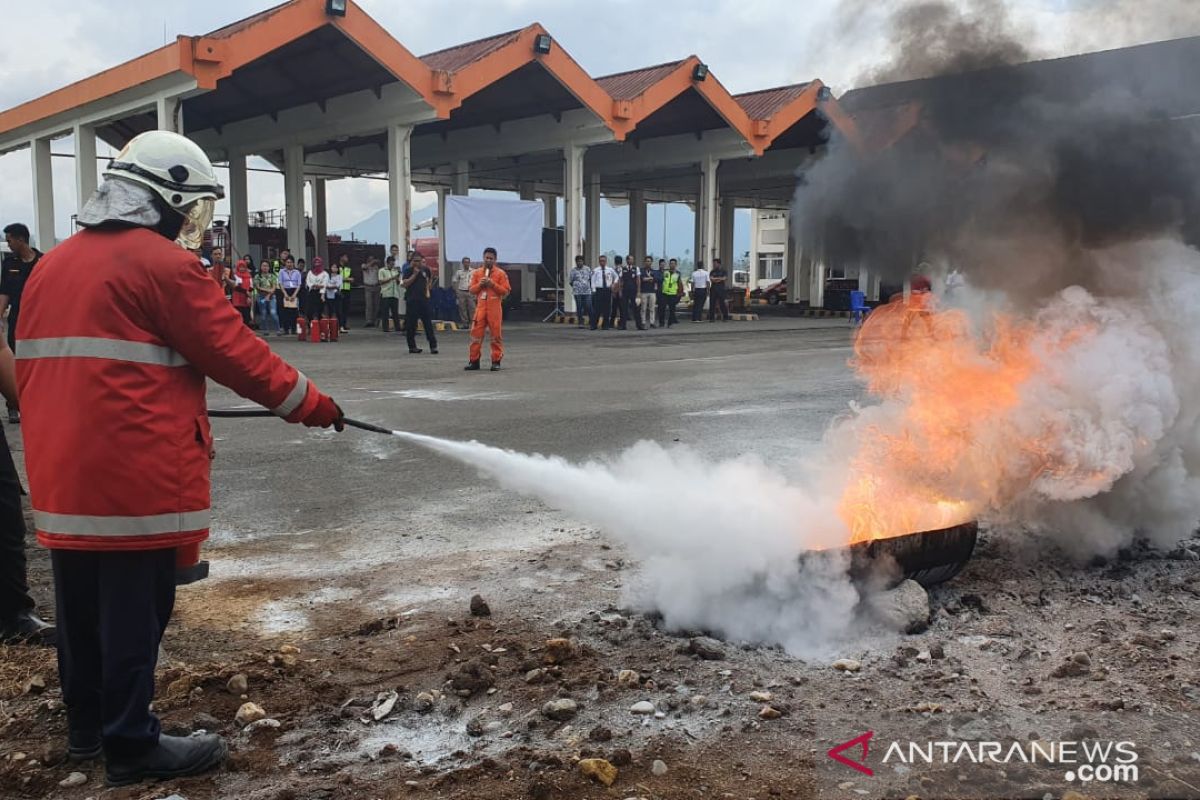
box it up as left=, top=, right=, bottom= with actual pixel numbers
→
left=231, top=259, right=253, bottom=326
left=17, top=131, right=343, bottom=786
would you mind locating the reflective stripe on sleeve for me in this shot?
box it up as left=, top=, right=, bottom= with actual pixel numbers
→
left=34, top=508, right=210, bottom=536
left=17, top=337, right=187, bottom=367
left=272, top=371, right=309, bottom=418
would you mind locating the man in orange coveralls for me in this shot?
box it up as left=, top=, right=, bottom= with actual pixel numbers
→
left=464, top=246, right=510, bottom=372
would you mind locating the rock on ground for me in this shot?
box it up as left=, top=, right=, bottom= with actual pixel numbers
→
left=651, top=759, right=668, bottom=776
left=235, top=702, right=267, bottom=727
left=866, top=579, right=931, bottom=633
left=630, top=700, right=656, bottom=715
left=578, top=757, right=618, bottom=786
left=688, top=636, right=727, bottom=660
left=58, top=772, right=87, bottom=788
left=833, top=659, right=862, bottom=672
left=469, top=594, right=491, bottom=617
left=227, top=673, right=248, bottom=694
left=541, top=698, right=579, bottom=721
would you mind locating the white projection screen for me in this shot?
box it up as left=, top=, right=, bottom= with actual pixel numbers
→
left=443, top=195, right=544, bottom=264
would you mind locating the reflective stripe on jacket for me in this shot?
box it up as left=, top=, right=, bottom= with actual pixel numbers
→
left=17, top=226, right=321, bottom=552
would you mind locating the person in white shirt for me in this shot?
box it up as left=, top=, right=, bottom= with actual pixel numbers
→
left=305, top=257, right=329, bottom=321
left=589, top=255, right=619, bottom=331
left=453, top=257, right=476, bottom=324
left=690, top=262, right=711, bottom=322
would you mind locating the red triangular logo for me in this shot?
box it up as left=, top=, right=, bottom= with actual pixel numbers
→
left=827, top=731, right=874, bottom=776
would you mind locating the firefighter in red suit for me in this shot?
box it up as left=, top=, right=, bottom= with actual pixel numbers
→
left=15, top=131, right=344, bottom=787
left=464, top=246, right=510, bottom=371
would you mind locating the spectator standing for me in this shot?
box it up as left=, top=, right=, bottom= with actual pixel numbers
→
left=655, top=258, right=667, bottom=327
left=708, top=257, right=730, bottom=321
left=335, top=254, right=353, bottom=333
left=589, top=255, right=617, bottom=331
left=0, top=223, right=42, bottom=424
left=305, top=257, right=328, bottom=321
left=568, top=255, right=593, bottom=329
left=453, top=257, right=476, bottom=325
left=639, top=256, right=658, bottom=329
left=254, top=261, right=281, bottom=335
left=690, top=262, right=710, bottom=322
left=231, top=259, right=254, bottom=327
left=661, top=259, right=683, bottom=327
left=361, top=257, right=381, bottom=329
left=378, top=255, right=402, bottom=333
left=607, top=256, right=623, bottom=329
left=390, top=244, right=401, bottom=266
left=402, top=251, right=438, bottom=354
left=278, top=256, right=302, bottom=334
left=0, top=328, right=52, bottom=643
left=324, top=258, right=341, bottom=323
left=619, top=255, right=643, bottom=330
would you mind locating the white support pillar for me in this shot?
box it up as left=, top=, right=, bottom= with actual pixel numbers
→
left=718, top=198, right=736, bottom=270
left=31, top=138, right=55, bottom=250
left=629, top=190, right=647, bottom=263
left=562, top=143, right=585, bottom=313
left=156, top=96, right=181, bottom=133
left=228, top=153, right=249, bottom=262
left=73, top=125, right=97, bottom=219
left=434, top=187, right=448, bottom=287
left=809, top=247, right=826, bottom=309
left=859, top=264, right=881, bottom=302
left=585, top=172, right=600, bottom=267
left=387, top=124, right=413, bottom=258
left=786, top=215, right=803, bottom=305
left=543, top=194, right=558, bottom=228
left=451, top=159, right=469, bottom=197
left=388, top=124, right=413, bottom=315
left=696, top=155, right=719, bottom=268
left=283, top=144, right=307, bottom=262
left=313, top=178, right=328, bottom=265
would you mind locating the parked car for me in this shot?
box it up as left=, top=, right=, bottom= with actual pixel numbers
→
left=750, top=278, right=788, bottom=304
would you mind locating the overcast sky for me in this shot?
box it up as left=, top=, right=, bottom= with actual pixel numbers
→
left=0, top=0, right=1195, bottom=242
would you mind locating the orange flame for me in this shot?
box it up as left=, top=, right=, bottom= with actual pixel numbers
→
left=838, top=291, right=1059, bottom=543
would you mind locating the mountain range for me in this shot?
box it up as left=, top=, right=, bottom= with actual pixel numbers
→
left=332, top=199, right=752, bottom=263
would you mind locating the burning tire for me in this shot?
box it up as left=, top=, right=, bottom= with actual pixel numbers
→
left=845, top=521, right=979, bottom=587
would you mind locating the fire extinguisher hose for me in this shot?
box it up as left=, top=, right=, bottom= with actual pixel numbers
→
left=207, top=408, right=397, bottom=436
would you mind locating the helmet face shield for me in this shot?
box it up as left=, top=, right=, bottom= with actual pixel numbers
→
left=176, top=198, right=215, bottom=251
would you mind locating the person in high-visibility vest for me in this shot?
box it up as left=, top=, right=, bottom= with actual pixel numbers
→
left=16, top=131, right=344, bottom=786
left=465, top=247, right=510, bottom=371
left=660, top=258, right=683, bottom=327
left=336, top=254, right=353, bottom=333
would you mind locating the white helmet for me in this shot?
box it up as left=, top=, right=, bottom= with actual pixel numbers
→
left=105, top=130, right=224, bottom=249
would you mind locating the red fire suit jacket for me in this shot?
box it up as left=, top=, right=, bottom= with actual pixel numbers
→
left=16, top=226, right=322, bottom=552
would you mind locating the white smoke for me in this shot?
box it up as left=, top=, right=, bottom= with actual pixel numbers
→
left=393, top=431, right=864, bottom=656
left=1006, top=239, right=1200, bottom=555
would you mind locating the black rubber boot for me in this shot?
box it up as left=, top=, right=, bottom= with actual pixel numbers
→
left=0, top=611, right=56, bottom=646
left=68, top=728, right=103, bottom=761
left=105, top=733, right=227, bottom=787
left=464, top=361, right=481, bottom=371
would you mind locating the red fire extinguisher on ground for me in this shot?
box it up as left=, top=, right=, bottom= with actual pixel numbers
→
left=175, top=542, right=209, bottom=585
left=297, top=315, right=307, bottom=341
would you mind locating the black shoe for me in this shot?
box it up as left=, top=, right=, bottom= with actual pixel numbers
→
left=69, top=729, right=103, bottom=762
left=490, top=362, right=501, bottom=371
left=6, top=408, right=18, bottom=424
left=464, top=361, right=481, bottom=371
left=409, top=348, right=423, bottom=354
left=105, top=733, right=227, bottom=787
left=430, top=349, right=438, bottom=355
left=0, top=611, right=55, bottom=646
left=637, top=325, right=646, bottom=330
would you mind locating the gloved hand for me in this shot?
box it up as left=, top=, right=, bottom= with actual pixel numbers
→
left=303, top=393, right=344, bottom=431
